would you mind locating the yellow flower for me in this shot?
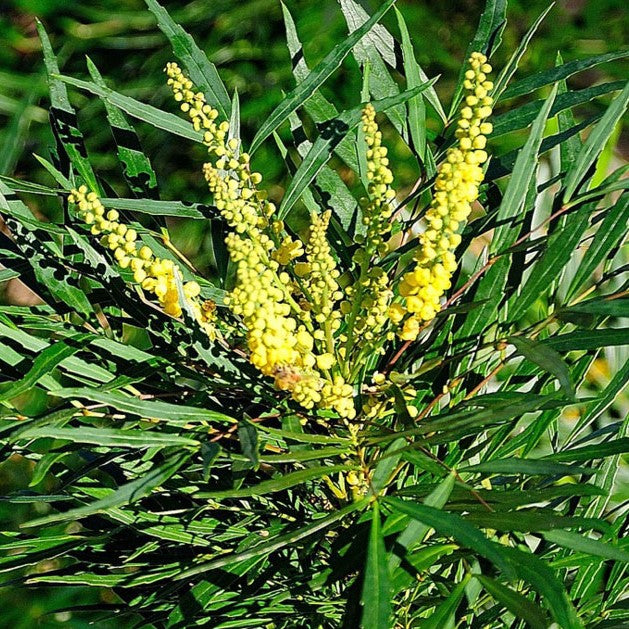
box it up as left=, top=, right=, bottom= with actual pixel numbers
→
left=393, top=52, right=493, bottom=340
left=68, top=186, right=215, bottom=338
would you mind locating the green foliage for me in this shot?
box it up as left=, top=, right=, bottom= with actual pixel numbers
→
left=1, top=0, right=628, bottom=627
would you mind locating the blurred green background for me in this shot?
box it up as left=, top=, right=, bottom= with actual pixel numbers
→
left=0, top=0, right=626, bottom=625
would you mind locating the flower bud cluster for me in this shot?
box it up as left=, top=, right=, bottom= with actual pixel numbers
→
left=68, top=186, right=215, bottom=336
left=391, top=53, right=493, bottom=341
left=350, top=266, right=393, bottom=345
left=166, top=63, right=356, bottom=418
left=304, top=210, right=343, bottom=328
left=360, top=103, right=396, bottom=256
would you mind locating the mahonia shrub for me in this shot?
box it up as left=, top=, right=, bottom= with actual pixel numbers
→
left=1, top=1, right=627, bottom=627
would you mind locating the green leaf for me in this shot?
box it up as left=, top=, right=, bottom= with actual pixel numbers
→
left=87, top=57, right=158, bottom=199
left=503, top=50, right=629, bottom=100
left=14, top=426, right=199, bottom=448
left=250, top=0, right=396, bottom=154
left=491, top=83, right=558, bottom=254
left=194, top=464, right=353, bottom=499
left=461, top=458, right=596, bottom=477
left=567, top=359, right=629, bottom=445
left=36, top=21, right=100, bottom=193
left=566, top=194, right=629, bottom=298
left=500, top=547, right=582, bottom=628
left=385, top=498, right=515, bottom=578
left=56, top=74, right=201, bottom=142
left=543, top=328, right=629, bottom=352
left=339, top=0, right=407, bottom=138
left=491, top=4, right=554, bottom=102
left=509, top=336, right=575, bottom=399
left=48, top=387, right=235, bottom=426
left=100, top=196, right=209, bottom=219
left=543, top=530, right=629, bottom=563
left=0, top=340, right=83, bottom=402
left=388, top=472, right=456, bottom=574
left=23, top=452, right=192, bottom=527
left=544, top=438, right=629, bottom=462
left=280, top=2, right=360, bottom=172
left=360, top=502, right=392, bottom=629
left=145, top=0, right=231, bottom=119
left=555, top=52, right=583, bottom=174
left=563, top=81, right=629, bottom=201
left=492, top=81, right=624, bottom=138
left=174, top=499, right=368, bottom=580
left=395, top=9, right=431, bottom=167
left=419, top=574, right=470, bottom=629
left=476, top=575, right=549, bottom=629
left=279, top=81, right=435, bottom=219
left=238, top=420, right=259, bottom=468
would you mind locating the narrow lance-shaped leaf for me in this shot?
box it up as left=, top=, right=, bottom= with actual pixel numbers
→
left=145, top=0, right=231, bottom=119
left=503, top=49, right=629, bottom=100
left=280, top=1, right=360, bottom=171
left=36, top=21, right=100, bottom=193
left=386, top=498, right=515, bottom=577
left=360, top=502, right=392, bottom=629
left=250, top=0, right=397, bottom=154
left=491, top=83, right=558, bottom=253
left=23, top=453, right=192, bottom=527
left=56, top=74, right=202, bottom=142
left=388, top=472, right=456, bottom=574
left=510, top=336, right=575, bottom=400
left=339, top=0, right=407, bottom=138
left=499, top=546, right=582, bottom=628
left=87, top=57, right=159, bottom=200
left=476, top=575, right=549, bottom=629
left=506, top=201, right=591, bottom=321
left=279, top=81, right=436, bottom=219
left=492, top=81, right=624, bottom=138
left=491, top=4, right=554, bottom=102
left=566, top=194, right=629, bottom=299
left=563, top=80, right=629, bottom=201
left=420, top=574, right=470, bottom=629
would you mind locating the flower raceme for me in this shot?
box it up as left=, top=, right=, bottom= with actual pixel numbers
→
left=73, top=54, right=492, bottom=419
left=166, top=54, right=492, bottom=415
left=392, top=52, right=494, bottom=341
left=166, top=61, right=355, bottom=418
left=67, top=187, right=216, bottom=338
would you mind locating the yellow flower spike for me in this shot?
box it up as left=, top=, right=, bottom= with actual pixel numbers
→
left=303, top=210, right=341, bottom=326
left=393, top=53, right=493, bottom=340
left=68, top=187, right=215, bottom=338
left=360, top=103, right=396, bottom=256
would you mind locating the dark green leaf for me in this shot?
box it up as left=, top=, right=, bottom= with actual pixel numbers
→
left=360, top=502, right=392, bottom=629
left=386, top=498, right=515, bottom=577
left=509, top=336, right=575, bottom=399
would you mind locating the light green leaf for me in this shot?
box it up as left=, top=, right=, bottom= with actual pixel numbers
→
left=543, top=530, right=629, bottom=563
left=386, top=498, right=515, bottom=577
left=491, top=83, right=557, bottom=254
left=23, top=453, right=192, bottom=527
left=563, top=80, right=629, bottom=201
left=145, top=0, right=231, bottom=119
left=476, top=575, right=549, bottom=629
